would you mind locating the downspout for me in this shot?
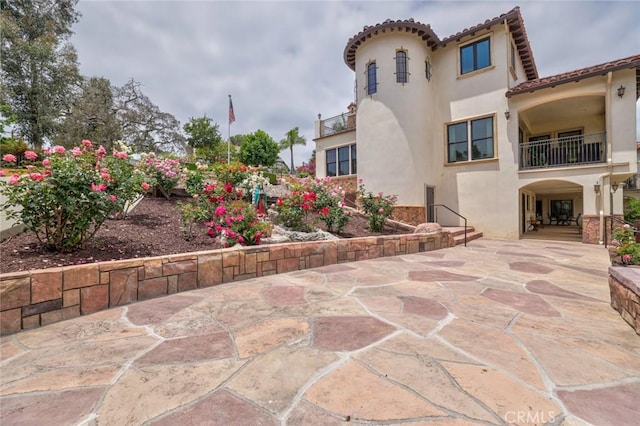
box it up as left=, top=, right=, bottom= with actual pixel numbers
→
left=600, top=71, right=614, bottom=244
left=504, top=20, right=510, bottom=90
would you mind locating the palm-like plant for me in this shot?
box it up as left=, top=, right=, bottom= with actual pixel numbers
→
left=279, top=127, right=306, bottom=173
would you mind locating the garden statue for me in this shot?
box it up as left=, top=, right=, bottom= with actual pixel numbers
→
left=253, top=184, right=267, bottom=215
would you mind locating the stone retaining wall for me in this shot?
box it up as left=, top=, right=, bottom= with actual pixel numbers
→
left=0, top=232, right=454, bottom=335
left=609, top=266, right=640, bottom=335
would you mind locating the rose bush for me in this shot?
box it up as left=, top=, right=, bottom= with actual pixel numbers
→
left=357, top=179, right=397, bottom=232
left=0, top=141, right=149, bottom=251
left=308, top=177, right=349, bottom=233
left=273, top=188, right=317, bottom=232
left=205, top=199, right=272, bottom=246
left=612, top=224, right=640, bottom=265
left=178, top=162, right=272, bottom=246
left=136, top=153, right=184, bottom=198
left=272, top=176, right=349, bottom=233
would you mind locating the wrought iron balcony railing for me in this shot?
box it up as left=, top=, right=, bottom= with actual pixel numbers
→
left=319, top=112, right=356, bottom=137
left=624, top=174, right=639, bottom=190
left=519, top=132, right=606, bottom=170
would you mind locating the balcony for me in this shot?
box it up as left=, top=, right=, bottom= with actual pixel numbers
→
left=318, top=112, right=356, bottom=138
left=519, top=132, right=606, bottom=171
left=624, top=174, right=639, bottom=191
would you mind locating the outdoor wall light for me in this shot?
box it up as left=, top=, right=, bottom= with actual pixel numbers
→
left=611, top=183, right=619, bottom=193
left=593, top=183, right=601, bottom=194
left=504, top=110, right=510, bottom=120
left=617, top=85, right=626, bottom=98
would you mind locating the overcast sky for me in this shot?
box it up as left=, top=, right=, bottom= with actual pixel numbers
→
left=71, top=0, right=640, bottom=166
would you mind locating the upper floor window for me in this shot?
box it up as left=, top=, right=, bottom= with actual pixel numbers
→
left=447, top=115, right=494, bottom=163
left=395, top=50, right=408, bottom=83
left=366, top=62, right=377, bottom=95
left=460, top=37, right=490, bottom=74
left=326, top=144, right=357, bottom=176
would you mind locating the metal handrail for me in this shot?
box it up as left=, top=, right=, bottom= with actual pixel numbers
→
left=519, top=132, right=606, bottom=170
left=430, top=204, right=468, bottom=247
left=605, top=215, right=640, bottom=248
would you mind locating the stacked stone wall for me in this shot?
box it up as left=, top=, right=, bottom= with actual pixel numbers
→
left=609, top=266, right=640, bottom=335
left=0, top=232, right=452, bottom=335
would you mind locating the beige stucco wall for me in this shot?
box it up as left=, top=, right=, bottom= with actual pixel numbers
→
left=354, top=32, right=435, bottom=206
left=431, top=27, right=517, bottom=235
left=314, top=129, right=356, bottom=180
left=315, top=18, right=636, bottom=242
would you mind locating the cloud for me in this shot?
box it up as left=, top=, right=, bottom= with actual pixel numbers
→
left=71, top=0, right=640, bottom=166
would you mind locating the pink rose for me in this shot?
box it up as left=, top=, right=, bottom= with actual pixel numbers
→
left=24, top=151, right=37, bottom=160
left=71, top=147, right=82, bottom=157
left=0, top=170, right=5, bottom=177
left=141, top=182, right=150, bottom=191
left=2, top=154, right=17, bottom=163
left=82, top=139, right=92, bottom=147
left=97, top=145, right=107, bottom=159
left=109, top=194, right=117, bottom=202
left=42, top=159, right=51, bottom=166
left=91, top=182, right=107, bottom=192
left=378, top=207, right=384, bottom=213
left=29, top=173, right=44, bottom=181
left=215, top=205, right=227, bottom=216
left=9, top=173, right=20, bottom=185
left=113, top=150, right=127, bottom=159
left=53, top=145, right=65, bottom=154
left=101, top=172, right=110, bottom=180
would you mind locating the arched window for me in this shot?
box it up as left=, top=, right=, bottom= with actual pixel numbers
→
left=366, top=62, right=377, bottom=95
left=396, top=50, right=407, bottom=83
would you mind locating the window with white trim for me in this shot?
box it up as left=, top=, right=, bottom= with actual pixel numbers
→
left=326, top=144, right=357, bottom=176
left=460, top=37, right=491, bottom=74
left=447, top=115, right=495, bottom=163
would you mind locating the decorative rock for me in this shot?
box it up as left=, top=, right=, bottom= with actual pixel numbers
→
left=414, top=223, right=442, bottom=234
left=265, top=225, right=339, bottom=243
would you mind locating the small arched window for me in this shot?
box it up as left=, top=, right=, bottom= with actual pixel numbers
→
left=396, top=50, right=408, bottom=83
left=366, top=62, right=377, bottom=95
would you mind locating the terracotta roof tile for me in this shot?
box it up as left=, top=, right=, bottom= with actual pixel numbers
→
left=506, top=54, right=640, bottom=97
left=343, top=7, right=538, bottom=81
left=343, top=19, right=440, bottom=71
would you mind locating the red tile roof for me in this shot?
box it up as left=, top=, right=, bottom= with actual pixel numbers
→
left=506, top=54, right=640, bottom=97
left=439, top=7, right=538, bottom=81
left=343, top=19, right=440, bottom=71
left=343, top=7, right=538, bottom=81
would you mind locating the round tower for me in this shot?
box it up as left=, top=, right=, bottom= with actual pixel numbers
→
left=344, top=19, right=439, bottom=222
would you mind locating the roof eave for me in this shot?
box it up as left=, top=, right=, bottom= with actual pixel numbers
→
left=506, top=56, right=640, bottom=98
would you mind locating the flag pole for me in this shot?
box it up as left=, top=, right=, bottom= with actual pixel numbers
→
left=227, top=95, right=231, bottom=163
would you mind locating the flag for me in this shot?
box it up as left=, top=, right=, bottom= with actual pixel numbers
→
left=229, top=96, right=235, bottom=124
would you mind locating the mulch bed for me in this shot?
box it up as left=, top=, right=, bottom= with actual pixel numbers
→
left=0, top=196, right=405, bottom=274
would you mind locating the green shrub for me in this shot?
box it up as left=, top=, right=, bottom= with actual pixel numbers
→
left=612, top=225, right=640, bottom=265
left=0, top=141, right=148, bottom=251
left=357, top=180, right=397, bottom=232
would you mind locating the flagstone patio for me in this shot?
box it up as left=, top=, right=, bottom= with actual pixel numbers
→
left=1, top=238, right=639, bottom=425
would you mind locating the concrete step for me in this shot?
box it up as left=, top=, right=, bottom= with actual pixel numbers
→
left=442, top=226, right=483, bottom=246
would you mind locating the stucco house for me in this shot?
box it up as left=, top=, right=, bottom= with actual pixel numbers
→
left=313, top=7, right=639, bottom=244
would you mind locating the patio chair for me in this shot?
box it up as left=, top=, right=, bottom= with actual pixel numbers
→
left=571, top=213, right=583, bottom=235
left=547, top=214, right=558, bottom=225
left=528, top=217, right=541, bottom=231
